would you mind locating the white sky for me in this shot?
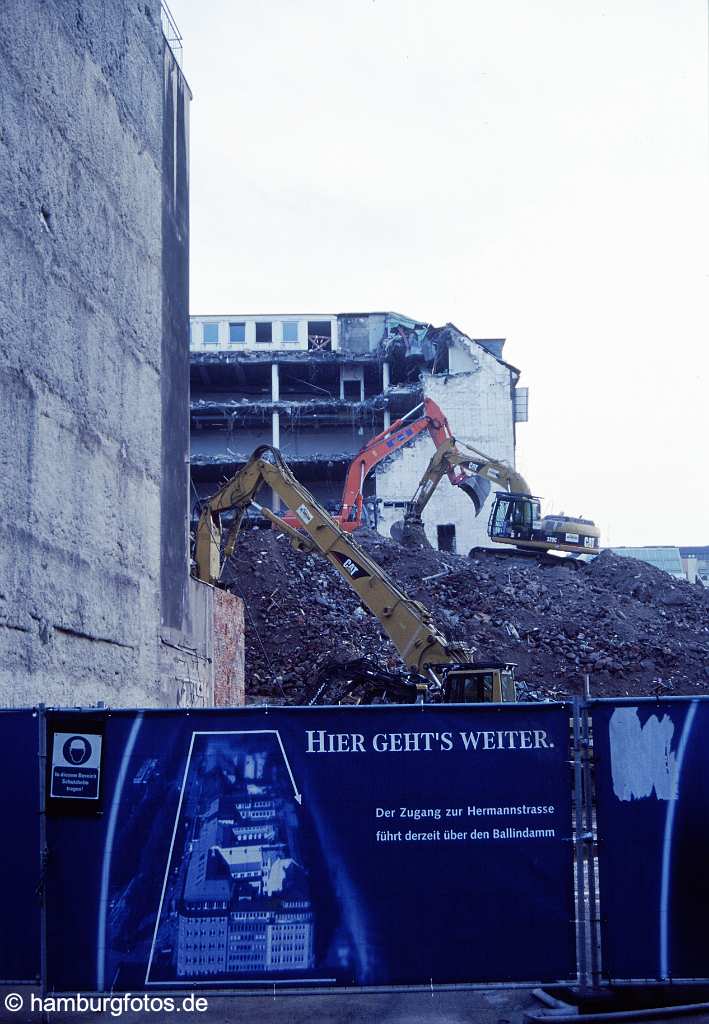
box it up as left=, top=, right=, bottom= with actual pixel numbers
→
left=169, top=0, right=709, bottom=547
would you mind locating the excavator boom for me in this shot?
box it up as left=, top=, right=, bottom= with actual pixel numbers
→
left=337, top=398, right=451, bottom=527
left=401, top=434, right=600, bottom=556
left=195, top=446, right=475, bottom=682
left=405, top=438, right=531, bottom=526
left=274, top=397, right=456, bottom=532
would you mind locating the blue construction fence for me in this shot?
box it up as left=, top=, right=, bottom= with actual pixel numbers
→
left=3, top=697, right=709, bottom=992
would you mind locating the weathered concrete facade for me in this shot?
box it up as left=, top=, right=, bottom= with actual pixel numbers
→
left=0, top=2, right=229, bottom=707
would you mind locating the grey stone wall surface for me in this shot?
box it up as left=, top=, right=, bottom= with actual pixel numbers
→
left=161, top=41, right=191, bottom=632
left=0, top=1, right=192, bottom=706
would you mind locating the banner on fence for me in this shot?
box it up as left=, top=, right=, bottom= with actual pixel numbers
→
left=44, top=703, right=575, bottom=992
left=593, top=697, right=709, bottom=981
left=0, top=710, right=40, bottom=983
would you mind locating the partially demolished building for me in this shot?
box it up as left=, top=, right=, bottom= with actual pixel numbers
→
left=190, top=312, right=528, bottom=554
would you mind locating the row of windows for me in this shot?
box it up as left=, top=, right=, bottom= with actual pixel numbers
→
left=200, top=321, right=300, bottom=345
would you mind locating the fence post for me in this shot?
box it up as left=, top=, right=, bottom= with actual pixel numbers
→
left=581, top=695, right=602, bottom=986
left=37, top=703, right=48, bottom=1003
left=572, top=697, right=589, bottom=987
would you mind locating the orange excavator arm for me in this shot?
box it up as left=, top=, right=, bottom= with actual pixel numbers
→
left=338, top=398, right=453, bottom=528
left=276, top=397, right=459, bottom=533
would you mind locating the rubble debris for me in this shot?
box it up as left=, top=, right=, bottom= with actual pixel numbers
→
left=395, top=517, right=431, bottom=549
left=221, top=531, right=709, bottom=706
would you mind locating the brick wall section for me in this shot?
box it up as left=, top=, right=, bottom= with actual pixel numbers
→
left=213, top=590, right=246, bottom=706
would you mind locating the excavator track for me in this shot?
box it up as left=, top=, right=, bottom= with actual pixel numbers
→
left=468, top=545, right=587, bottom=569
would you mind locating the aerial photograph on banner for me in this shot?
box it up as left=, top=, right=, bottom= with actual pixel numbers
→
left=145, top=731, right=347, bottom=986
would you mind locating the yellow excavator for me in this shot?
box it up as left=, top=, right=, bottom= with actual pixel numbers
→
left=194, top=445, right=517, bottom=704
left=401, top=436, right=600, bottom=556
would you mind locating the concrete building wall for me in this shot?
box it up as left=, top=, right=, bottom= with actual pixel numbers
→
left=438, top=344, right=516, bottom=456
left=161, top=41, right=191, bottom=632
left=338, top=313, right=388, bottom=353
left=0, top=1, right=214, bottom=708
left=375, top=342, right=517, bottom=554
left=191, top=315, right=339, bottom=353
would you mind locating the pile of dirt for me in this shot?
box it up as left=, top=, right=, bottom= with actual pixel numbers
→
left=221, top=527, right=709, bottom=704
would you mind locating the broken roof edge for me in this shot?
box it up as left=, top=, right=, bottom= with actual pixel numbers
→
left=189, top=311, right=521, bottom=376
left=441, top=323, right=521, bottom=379
left=340, top=310, right=427, bottom=324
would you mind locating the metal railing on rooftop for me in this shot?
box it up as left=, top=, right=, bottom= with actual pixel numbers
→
left=161, top=1, right=183, bottom=67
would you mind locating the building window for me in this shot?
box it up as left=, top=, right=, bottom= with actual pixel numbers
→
left=255, top=322, right=272, bottom=344
left=282, top=321, right=298, bottom=343
left=513, top=387, right=529, bottom=423
left=229, top=322, right=245, bottom=343
left=203, top=322, right=219, bottom=345
left=307, top=320, right=332, bottom=351
left=437, top=524, right=456, bottom=553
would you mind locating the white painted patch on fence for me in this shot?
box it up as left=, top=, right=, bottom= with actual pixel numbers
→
left=609, top=707, right=678, bottom=801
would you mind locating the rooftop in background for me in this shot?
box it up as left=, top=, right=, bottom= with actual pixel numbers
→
left=611, top=546, right=685, bottom=581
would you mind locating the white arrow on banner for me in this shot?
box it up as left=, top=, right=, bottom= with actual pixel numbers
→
left=274, top=730, right=302, bottom=804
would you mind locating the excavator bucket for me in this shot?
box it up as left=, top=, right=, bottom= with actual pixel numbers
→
left=458, top=476, right=490, bottom=516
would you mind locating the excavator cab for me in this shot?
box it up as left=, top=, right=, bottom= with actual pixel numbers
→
left=442, top=662, right=517, bottom=703
left=488, top=491, right=600, bottom=555
left=489, top=493, right=542, bottom=542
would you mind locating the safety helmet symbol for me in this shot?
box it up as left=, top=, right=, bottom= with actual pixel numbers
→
left=63, top=735, right=92, bottom=766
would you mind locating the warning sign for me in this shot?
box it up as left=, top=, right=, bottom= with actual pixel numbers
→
left=50, top=732, right=102, bottom=800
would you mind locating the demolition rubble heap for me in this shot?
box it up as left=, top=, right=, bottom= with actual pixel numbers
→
left=222, top=528, right=709, bottom=704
